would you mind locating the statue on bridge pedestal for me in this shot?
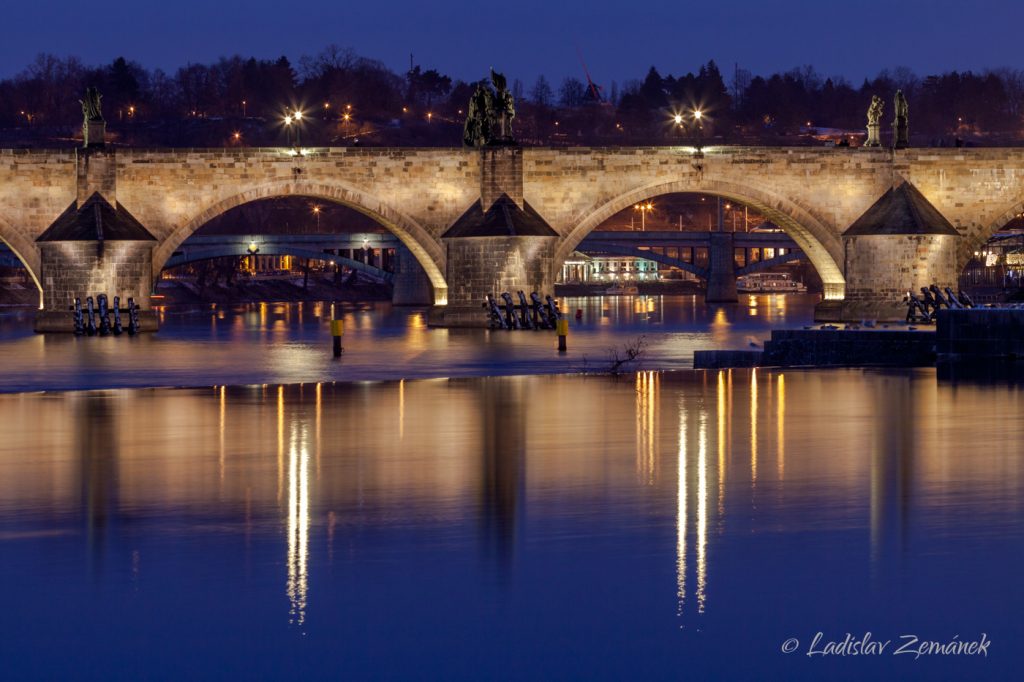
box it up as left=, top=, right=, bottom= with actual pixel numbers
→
left=864, top=95, right=883, bottom=147
left=462, top=69, right=516, bottom=147
left=892, top=90, right=909, bottom=149
left=80, top=86, right=106, bottom=148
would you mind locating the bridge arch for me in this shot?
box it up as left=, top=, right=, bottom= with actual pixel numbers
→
left=554, top=178, right=846, bottom=298
left=153, top=179, right=447, bottom=304
left=0, top=215, right=43, bottom=308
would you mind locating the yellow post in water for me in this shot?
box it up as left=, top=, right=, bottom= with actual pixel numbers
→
left=330, top=318, right=344, bottom=357
left=556, top=317, right=569, bottom=352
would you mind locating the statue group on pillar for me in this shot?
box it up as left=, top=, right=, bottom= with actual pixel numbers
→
left=80, top=86, right=106, bottom=148
left=864, top=90, right=910, bottom=149
left=463, top=69, right=516, bottom=147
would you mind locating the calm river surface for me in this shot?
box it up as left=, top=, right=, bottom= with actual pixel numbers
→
left=0, top=294, right=808, bottom=393
left=0, top=294, right=1020, bottom=680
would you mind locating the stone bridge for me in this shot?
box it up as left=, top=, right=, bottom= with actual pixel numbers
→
left=2, top=144, right=1023, bottom=326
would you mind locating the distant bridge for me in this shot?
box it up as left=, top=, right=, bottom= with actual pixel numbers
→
left=577, top=230, right=805, bottom=280
left=162, top=233, right=397, bottom=282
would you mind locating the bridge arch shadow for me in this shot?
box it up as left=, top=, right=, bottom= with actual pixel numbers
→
left=0, top=215, right=44, bottom=308
left=164, top=244, right=395, bottom=282
left=554, top=179, right=846, bottom=299
left=153, top=180, right=447, bottom=304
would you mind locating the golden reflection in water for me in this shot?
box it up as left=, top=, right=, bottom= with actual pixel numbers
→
left=286, top=422, right=310, bottom=626
left=710, top=306, right=730, bottom=345
left=219, top=386, right=226, bottom=486
left=260, top=302, right=267, bottom=328
left=399, top=379, right=405, bottom=440
left=750, top=368, right=758, bottom=486
left=635, top=371, right=659, bottom=484
left=315, top=383, right=322, bottom=477
left=277, top=385, right=284, bottom=502
left=716, top=371, right=726, bottom=515
left=777, top=374, right=785, bottom=479
left=676, top=397, right=687, bottom=617
left=697, top=411, right=708, bottom=614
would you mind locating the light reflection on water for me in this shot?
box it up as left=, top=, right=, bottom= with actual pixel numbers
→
left=0, top=370, right=1022, bottom=679
left=0, top=294, right=817, bottom=392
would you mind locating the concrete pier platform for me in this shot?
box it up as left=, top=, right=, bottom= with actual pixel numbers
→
left=695, top=325, right=937, bottom=369
left=936, top=308, right=1024, bottom=360
left=34, top=310, right=160, bottom=333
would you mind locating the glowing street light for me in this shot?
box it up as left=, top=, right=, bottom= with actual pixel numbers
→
left=284, top=109, right=304, bottom=146
left=634, top=202, right=654, bottom=230
left=312, top=205, right=322, bottom=230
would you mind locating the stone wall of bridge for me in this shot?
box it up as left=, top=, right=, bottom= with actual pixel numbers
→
left=4, top=145, right=1024, bottom=323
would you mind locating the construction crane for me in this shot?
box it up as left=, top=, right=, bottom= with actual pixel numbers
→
left=577, top=47, right=603, bottom=103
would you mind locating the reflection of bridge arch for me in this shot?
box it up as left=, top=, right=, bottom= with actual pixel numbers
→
left=163, top=244, right=394, bottom=282
left=554, top=179, right=845, bottom=298
left=153, top=180, right=445, bottom=303
left=0, top=215, right=43, bottom=308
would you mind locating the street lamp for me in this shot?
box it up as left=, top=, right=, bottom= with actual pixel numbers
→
left=283, top=113, right=294, bottom=146
left=284, top=109, right=304, bottom=147
left=312, top=205, right=321, bottom=230
left=633, top=202, right=654, bottom=231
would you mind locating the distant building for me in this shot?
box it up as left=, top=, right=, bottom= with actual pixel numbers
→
left=560, top=252, right=660, bottom=282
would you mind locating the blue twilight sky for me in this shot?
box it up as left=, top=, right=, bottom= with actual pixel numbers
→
left=2, top=0, right=1022, bottom=86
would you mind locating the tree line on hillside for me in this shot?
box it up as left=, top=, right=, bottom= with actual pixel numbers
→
left=2, top=46, right=1023, bottom=147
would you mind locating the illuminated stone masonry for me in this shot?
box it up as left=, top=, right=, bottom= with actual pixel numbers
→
left=1, top=144, right=1023, bottom=326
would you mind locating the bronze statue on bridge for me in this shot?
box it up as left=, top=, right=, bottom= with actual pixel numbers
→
left=893, top=90, right=909, bottom=149
left=462, top=69, right=516, bottom=147
left=80, top=86, right=106, bottom=148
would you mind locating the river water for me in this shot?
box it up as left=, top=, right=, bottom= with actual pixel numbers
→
left=0, top=295, right=1020, bottom=680
left=0, top=294, right=805, bottom=393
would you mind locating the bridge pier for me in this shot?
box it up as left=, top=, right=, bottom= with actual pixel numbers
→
left=705, top=232, right=738, bottom=302
left=391, top=244, right=434, bottom=306
left=34, top=150, right=159, bottom=332
left=432, top=147, right=559, bottom=327
left=827, top=182, right=961, bottom=322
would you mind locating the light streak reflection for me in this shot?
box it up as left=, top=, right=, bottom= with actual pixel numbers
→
left=697, top=411, right=708, bottom=614
left=286, top=421, right=310, bottom=626
left=676, top=397, right=687, bottom=617
left=777, top=374, right=785, bottom=479
left=751, top=368, right=758, bottom=485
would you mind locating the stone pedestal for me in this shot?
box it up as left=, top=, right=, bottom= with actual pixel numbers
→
left=480, top=146, right=523, bottom=208
left=391, top=244, right=434, bottom=306
left=893, top=122, right=909, bottom=150
left=83, top=120, right=106, bottom=148
left=705, top=232, right=738, bottom=302
left=76, top=148, right=117, bottom=206
left=435, top=235, right=556, bottom=326
left=864, top=122, right=881, bottom=147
